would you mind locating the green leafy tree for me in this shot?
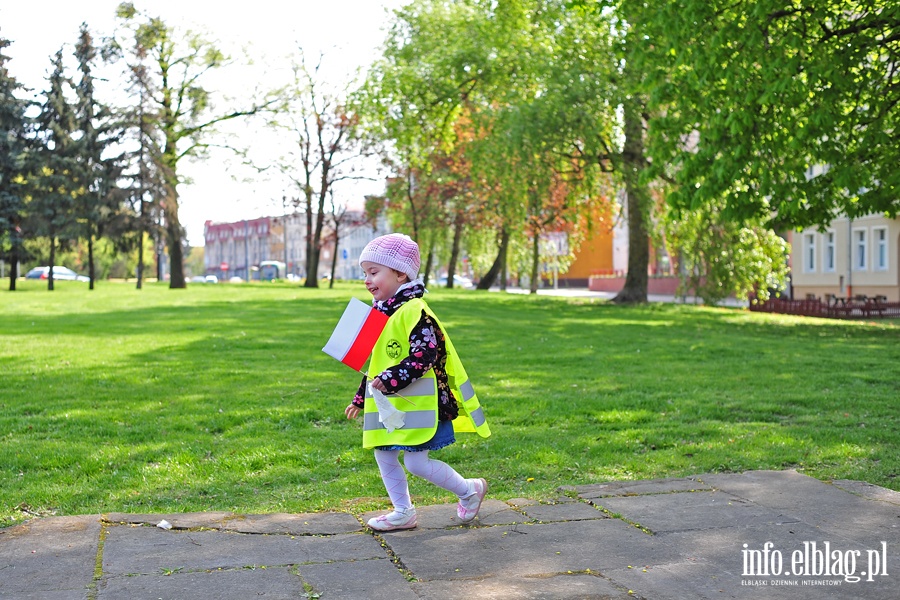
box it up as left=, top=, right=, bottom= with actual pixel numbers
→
left=665, top=199, right=790, bottom=305
left=0, top=35, right=32, bottom=291
left=361, top=0, right=624, bottom=293
left=632, top=0, right=899, bottom=227
left=110, top=2, right=273, bottom=288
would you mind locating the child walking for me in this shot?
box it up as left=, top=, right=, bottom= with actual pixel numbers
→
left=344, top=233, right=491, bottom=531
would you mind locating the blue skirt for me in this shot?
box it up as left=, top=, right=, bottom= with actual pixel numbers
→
left=376, top=419, right=456, bottom=452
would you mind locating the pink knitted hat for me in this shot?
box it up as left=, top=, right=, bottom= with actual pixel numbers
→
left=359, top=233, right=420, bottom=281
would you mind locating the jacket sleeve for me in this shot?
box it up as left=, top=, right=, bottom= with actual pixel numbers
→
left=375, top=310, right=440, bottom=394
left=352, top=375, right=366, bottom=407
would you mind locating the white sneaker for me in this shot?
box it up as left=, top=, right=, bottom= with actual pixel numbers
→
left=367, top=507, right=417, bottom=531
left=457, top=478, right=487, bottom=523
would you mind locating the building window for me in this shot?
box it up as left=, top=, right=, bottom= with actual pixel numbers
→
left=804, top=233, right=816, bottom=272
left=824, top=231, right=835, bottom=272
left=853, top=229, right=867, bottom=271
left=874, top=227, right=888, bottom=271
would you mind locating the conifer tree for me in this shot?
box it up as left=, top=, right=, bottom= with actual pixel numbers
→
left=0, top=35, right=32, bottom=291
left=32, top=49, right=80, bottom=290
left=73, top=23, right=126, bottom=289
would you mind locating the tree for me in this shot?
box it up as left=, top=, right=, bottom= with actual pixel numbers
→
left=326, top=193, right=371, bottom=288
left=665, top=198, right=790, bottom=305
left=111, top=2, right=273, bottom=288
left=632, top=0, right=900, bottom=227
left=268, top=54, right=364, bottom=288
left=32, top=49, right=80, bottom=291
left=0, top=36, right=32, bottom=291
left=362, top=0, right=631, bottom=295
left=73, top=24, right=127, bottom=290
left=354, top=0, right=506, bottom=284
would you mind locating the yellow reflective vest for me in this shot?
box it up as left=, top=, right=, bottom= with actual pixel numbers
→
left=362, top=298, right=490, bottom=449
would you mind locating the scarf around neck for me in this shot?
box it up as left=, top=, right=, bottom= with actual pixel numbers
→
left=374, top=279, right=426, bottom=316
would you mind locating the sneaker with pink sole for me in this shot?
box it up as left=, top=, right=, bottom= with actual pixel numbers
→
left=367, top=508, right=417, bottom=531
left=457, top=478, right=488, bottom=523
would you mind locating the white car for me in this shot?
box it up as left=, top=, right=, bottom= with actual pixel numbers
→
left=436, top=274, right=474, bottom=288
left=25, top=266, right=89, bottom=282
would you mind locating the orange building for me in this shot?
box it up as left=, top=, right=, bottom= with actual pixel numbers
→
left=563, top=227, right=617, bottom=286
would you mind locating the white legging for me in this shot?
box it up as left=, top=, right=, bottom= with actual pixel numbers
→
left=374, top=449, right=471, bottom=510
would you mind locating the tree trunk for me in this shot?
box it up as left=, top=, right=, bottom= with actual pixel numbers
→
left=137, top=225, right=144, bottom=289
left=304, top=194, right=327, bottom=289
left=423, top=236, right=435, bottom=286
left=48, top=235, right=56, bottom=291
left=613, top=96, right=650, bottom=303
left=499, top=236, right=508, bottom=292
left=88, top=234, right=95, bottom=290
left=164, top=190, right=186, bottom=288
left=329, top=231, right=339, bottom=289
left=530, top=231, right=540, bottom=294
left=476, top=226, right=510, bottom=290
left=8, top=238, right=19, bottom=291
left=446, top=214, right=463, bottom=289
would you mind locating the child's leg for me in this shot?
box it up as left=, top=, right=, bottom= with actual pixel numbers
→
left=402, top=450, right=471, bottom=497
left=373, top=449, right=412, bottom=510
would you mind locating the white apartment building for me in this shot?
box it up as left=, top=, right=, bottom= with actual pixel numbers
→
left=791, top=215, right=900, bottom=302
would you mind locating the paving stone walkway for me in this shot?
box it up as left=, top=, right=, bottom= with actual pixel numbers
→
left=1, top=470, right=898, bottom=599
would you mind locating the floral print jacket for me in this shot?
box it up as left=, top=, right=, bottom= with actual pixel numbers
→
left=352, top=282, right=459, bottom=422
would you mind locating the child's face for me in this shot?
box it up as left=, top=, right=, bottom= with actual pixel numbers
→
left=361, top=261, right=408, bottom=302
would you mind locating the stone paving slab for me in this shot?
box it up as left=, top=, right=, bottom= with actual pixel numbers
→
left=384, top=519, right=683, bottom=581
left=219, top=511, right=362, bottom=535
left=105, top=510, right=362, bottom=535
left=833, top=479, right=900, bottom=505
left=593, top=490, right=789, bottom=533
left=298, top=559, right=421, bottom=600
left=563, top=476, right=714, bottom=499
left=411, top=573, right=633, bottom=599
left=101, top=526, right=381, bottom=575
left=361, top=500, right=528, bottom=530
left=95, top=566, right=303, bottom=600
left=104, top=511, right=233, bottom=529
left=702, top=470, right=900, bottom=544
left=517, top=500, right=609, bottom=523
left=0, top=515, right=100, bottom=599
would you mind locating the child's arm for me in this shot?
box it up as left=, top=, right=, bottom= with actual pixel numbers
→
left=345, top=375, right=367, bottom=420
left=372, top=311, right=441, bottom=394
left=352, top=376, right=367, bottom=407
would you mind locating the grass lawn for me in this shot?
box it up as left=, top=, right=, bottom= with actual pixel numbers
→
left=2, top=280, right=898, bottom=528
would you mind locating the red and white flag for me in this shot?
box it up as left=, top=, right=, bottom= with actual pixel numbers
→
left=322, top=297, right=389, bottom=372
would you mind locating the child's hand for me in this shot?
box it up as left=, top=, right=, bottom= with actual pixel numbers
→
left=370, top=377, right=388, bottom=393
left=345, top=404, right=361, bottom=419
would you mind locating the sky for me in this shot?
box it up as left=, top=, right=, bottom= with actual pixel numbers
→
left=1, top=0, right=407, bottom=245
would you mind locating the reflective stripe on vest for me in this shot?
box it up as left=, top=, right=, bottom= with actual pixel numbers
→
left=363, top=410, right=438, bottom=431
left=459, top=379, right=475, bottom=401
left=469, top=406, right=486, bottom=427
left=364, top=377, right=436, bottom=399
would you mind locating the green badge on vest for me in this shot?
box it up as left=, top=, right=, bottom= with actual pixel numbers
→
left=386, top=339, right=402, bottom=359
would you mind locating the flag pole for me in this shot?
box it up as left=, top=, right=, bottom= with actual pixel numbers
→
left=360, top=370, right=418, bottom=406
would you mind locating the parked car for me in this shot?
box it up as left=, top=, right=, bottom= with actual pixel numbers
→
left=436, top=274, right=474, bottom=288
left=24, top=266, right=89, bottom=282
left=190, top=275, right=206, bottom=283
left=204, top=275, right=219, bottom=284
